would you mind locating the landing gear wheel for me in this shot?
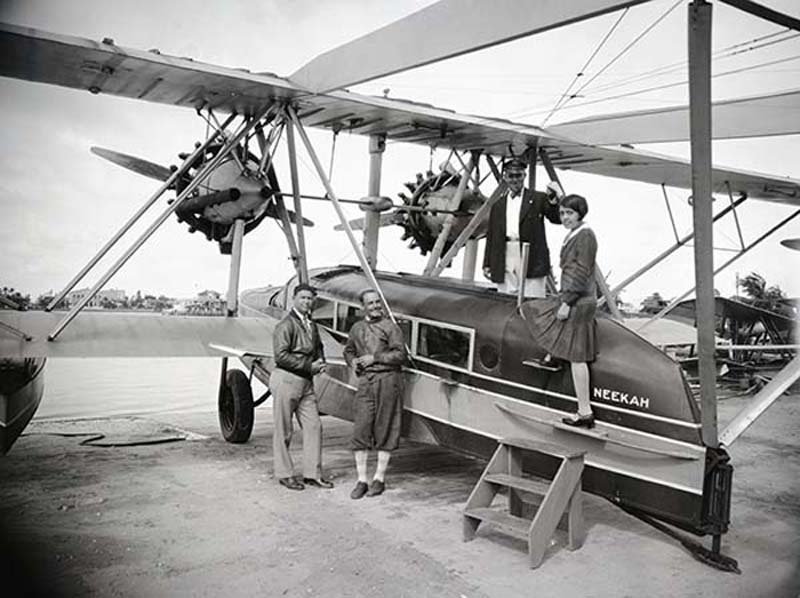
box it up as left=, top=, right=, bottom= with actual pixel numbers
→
left=218, top=369, right=254, bottom=443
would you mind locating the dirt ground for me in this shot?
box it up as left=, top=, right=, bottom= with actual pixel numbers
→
left=2, top=391, right=799, bottom=597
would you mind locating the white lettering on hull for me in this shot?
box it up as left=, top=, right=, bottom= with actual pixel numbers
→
left=593, top=387, right=651, bottom=411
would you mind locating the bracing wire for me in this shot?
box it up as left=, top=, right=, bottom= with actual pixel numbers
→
left=584, top=29, right=798, bottom=97
left=570, top=0, right=683, bottom=99
left=540, top=8, right=629, bottom=126
left=513, top=53, right=800, bottom=120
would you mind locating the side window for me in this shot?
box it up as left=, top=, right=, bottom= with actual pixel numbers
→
left=336, top=303, right=361, bottom=334
left=417, top=323, right=470, bottom=369
left=268, top=287, right=286, bottom=309
left=313, top=298, right=335, bottom=329
left=396, top=318, right=412, bottom=344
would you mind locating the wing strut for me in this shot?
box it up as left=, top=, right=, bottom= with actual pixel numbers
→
left=254, top=126, right=305, bottom=282
left=638, top=208, right=800, bottom=328
left=430, top=175, right=508, bottom=277
left=285, top=115, right=310, bottom=283
left=47, top=107, right=275, bottom=341
left=540, top=147, right=624, bottom=320
left=423, top=153, right=477, bottom=276
left=286, top=106, right=399, bottom=326
left=719, top=0, right=800, bottom=32
left=600, top=193, right=748, bottom=306
left=688, top=0, right=717, bottom=449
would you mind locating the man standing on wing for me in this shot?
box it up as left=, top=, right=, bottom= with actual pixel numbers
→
left=344, top=289, right=407, bottom=499
left=270, top=283, right=333, bottom=491
left=483, top=157, right=564, bottom=297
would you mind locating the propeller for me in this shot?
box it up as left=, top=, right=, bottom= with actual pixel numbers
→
left=90, top=144, right=312, bottom=254
left=330, top=169, right=487, bottom=254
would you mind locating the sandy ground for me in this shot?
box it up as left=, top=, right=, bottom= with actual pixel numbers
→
left=2, top=391, right=799, bottom=597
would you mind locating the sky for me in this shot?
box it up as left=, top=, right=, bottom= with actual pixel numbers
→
left=1, top=0, right=799, bottom=307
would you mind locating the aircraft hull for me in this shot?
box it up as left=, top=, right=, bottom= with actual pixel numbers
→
left=244, top=267, right=730, bottom=536
left=0, top=358, right=46, bottom=455
left=317, top=360, right=707, bottom=533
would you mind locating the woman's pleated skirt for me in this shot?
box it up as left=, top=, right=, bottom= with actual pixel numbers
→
left=521, top=296, right=597, bottom=362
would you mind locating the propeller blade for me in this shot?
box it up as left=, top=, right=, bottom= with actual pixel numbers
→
left=289, top=0, right=646, bottom=93
left=264, top=203, right=314, bottom=227
left=333, top=212, right=402, bottom=231
left=91, top=146, right=173, bottom=181
left=780, top=238, right=800, bottom=251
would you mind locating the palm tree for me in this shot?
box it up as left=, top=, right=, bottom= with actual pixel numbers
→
left=739, top=272, right=786, bottom=313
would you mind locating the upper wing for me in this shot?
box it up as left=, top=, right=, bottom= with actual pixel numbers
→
left=289, top=0, right=650, bottom=94
left=2, top=22, right=798, bottom=204
left=549, top=88, right=800, bottom=145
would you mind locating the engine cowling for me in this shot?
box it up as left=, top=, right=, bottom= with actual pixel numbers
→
left=396, top=171, right=487, bottom=255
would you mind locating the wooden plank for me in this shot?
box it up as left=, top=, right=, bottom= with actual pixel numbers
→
left=464, top=444, right=506, bottom=512
left=496, top=403, right=702, bottom=460
left=508, top=444, right=524, bottom=517
left=528, top=458, right=584, bottom=568
left=463, top=507, right=531, bottom=542
left=502, top=436, right=586, bottom=459
left=484, top=473, right=550, bottom=497
left=567, top=484, right=586, bottom=550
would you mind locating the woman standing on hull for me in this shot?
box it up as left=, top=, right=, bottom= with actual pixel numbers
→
left=522, top=194, right=598, bottom=428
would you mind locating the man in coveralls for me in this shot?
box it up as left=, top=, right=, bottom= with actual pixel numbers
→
left=344, top=289, right=407, bottom=499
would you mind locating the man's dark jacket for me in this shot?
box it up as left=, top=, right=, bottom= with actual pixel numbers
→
left=273, top=310, right=324, bottom=380
left=482, top=188, right=561, bottom=283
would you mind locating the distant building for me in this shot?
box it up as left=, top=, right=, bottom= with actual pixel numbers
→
left=185, top=290, right=225, bottom=315
left=66, top=287, right=126, bottom=308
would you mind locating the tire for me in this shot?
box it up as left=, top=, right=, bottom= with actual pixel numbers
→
left=218, top=369, right=254, bottom=443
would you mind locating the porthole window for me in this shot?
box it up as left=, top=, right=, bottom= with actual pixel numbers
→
left=478, top=343, right=499, bottom=369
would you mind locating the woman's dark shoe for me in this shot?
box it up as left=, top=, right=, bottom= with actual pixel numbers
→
left=526, top=354, right=562, bottom=372
left=278, top=477, right=305, bottom=491
left=303, top=477, right=334, bottom=489
left=561, top=413, right=595, bottom=429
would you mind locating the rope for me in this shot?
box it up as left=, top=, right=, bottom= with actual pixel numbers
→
left=21, top=431, right=186, bottom=447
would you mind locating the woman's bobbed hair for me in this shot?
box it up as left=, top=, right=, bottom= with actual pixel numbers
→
left=560, top=194, right=588, bottom=219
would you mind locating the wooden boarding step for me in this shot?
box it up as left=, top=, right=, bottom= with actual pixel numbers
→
left=483, top=473, right=551, bottom=496
left=463, top=507, right=530, bottom=542
left=463, top=437, right=586, bottom=569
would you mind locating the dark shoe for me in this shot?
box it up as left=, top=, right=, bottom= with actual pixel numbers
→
left=562, top=414, right=595, bottom=429
left=350, top=481, right=369, bottom=500
left=279, top=477, right=305, bottom=491
left=366, top=479, right=385, bottom=497
left=303, top=477, right=334, bottom=489
left=526, top=355, right=562, bottom=372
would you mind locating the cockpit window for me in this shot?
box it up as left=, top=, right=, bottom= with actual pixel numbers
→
left=313, top=298, right=335, bottom=329
left=336, top=303, right=361, bottom=334
left=417, top=323, right=470, bottom=369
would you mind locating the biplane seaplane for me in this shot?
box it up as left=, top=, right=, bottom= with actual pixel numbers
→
left=2, top=0, right=800, bottom=572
